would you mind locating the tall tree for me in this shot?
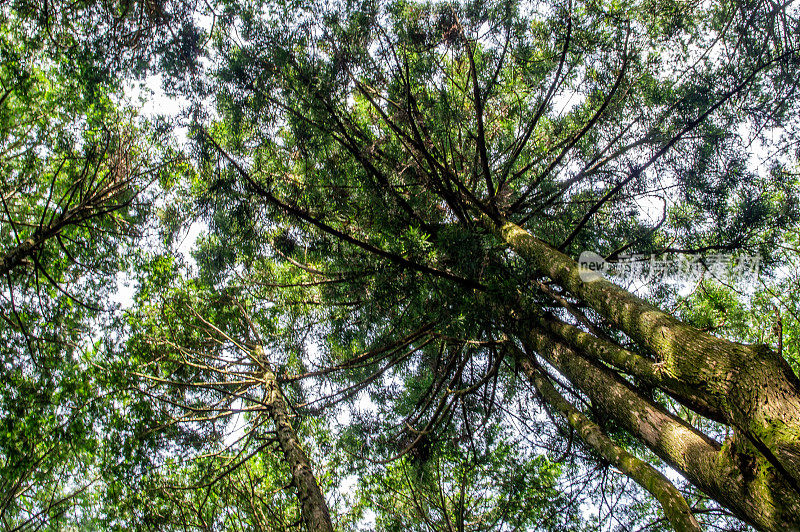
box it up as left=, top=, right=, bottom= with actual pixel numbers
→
left=187, top=0, right=800, bottom=529
left=122, top=261, right=334, bottom=531
left=5, top=0, right=800, bottom=529
left=0, top=3, right=188, bottom=527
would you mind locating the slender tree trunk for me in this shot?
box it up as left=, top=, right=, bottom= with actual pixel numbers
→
left=495, top=218, right=800, bottom=495
left=519, top=325, right=800, bottom=531
left=256, top=347, right=334, bottom=532
left=0, top=237, right=38, bottom=277
left=516, top=351, right=702, bottom=531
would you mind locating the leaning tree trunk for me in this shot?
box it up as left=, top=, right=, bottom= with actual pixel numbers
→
left=0, top=165, right=132, bottom=277
left=255, top=347, right=334, bottom=532
left=516, top=351, right=702, bottom=531
left=494, top=219, right=800, bottom=497
left=517, top=325, right=800, bottom=531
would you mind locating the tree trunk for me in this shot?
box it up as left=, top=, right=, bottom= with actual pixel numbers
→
left=537, top=314, right=726, bottom=423
left=256, top=347, right=334, bottom=532
left=496, top=218, right=800, bottom=496
left=517, top=351, right=702, bottom=531
left=519, top=325, right=800, bottom=531
left=0, top=175, right=130, bottom=277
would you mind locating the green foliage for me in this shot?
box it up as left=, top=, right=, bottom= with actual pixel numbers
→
left=3, top=0, right=800, bottom=529
left=359, top=426, right=576, bottom=531
left=0, top=5, right=186, bottom=527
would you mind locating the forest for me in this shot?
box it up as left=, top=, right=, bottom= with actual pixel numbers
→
left=2, top=0, right=800, bottom=530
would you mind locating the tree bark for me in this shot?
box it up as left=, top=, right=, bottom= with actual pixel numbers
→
left=536, top=314, right=726, bottom=423
left=496, top=218, right=800, bottom=496
left=256, top=347, right=334, bottom=532
left=517, top=351, right=702, bottom=531
left=519, top=325, right=800, bottom=531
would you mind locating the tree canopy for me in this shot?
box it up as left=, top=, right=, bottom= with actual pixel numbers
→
left=2, top=0, right=800, bottom=530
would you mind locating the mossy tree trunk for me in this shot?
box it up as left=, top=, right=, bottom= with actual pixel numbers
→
left=517, top=325, right=800, bottom=531
left=516, top=351, right=702, bottom=532
left=494, top=219, right=800, bottom=529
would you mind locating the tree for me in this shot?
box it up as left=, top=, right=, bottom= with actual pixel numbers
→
left=0, top=3, right=187, bottom=527
left=4, top=0, right=800, bottom=529
left=184, top=0, right=800, bottom=529
left=123, top=265, right=334, bottom=531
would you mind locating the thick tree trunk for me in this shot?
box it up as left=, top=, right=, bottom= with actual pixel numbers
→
left=537, top=314, right=726, bottom=423
left=256, top=347, right=334, bottom=532
left=519, top=326, right=800, bottom=531
left=517, top=352, right=701, bottom=531
left=496, top=218, right=800, bottom=495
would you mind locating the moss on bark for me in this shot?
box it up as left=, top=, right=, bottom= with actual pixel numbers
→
left=495, top=218, right=800, bottom=497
